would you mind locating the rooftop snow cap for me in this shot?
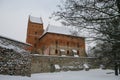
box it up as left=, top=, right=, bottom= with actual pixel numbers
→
left=29, top=15, right=43, bottom=24
left=46, top=25, right=71, bottom=35
left=44, top=25, right=85, bottom=38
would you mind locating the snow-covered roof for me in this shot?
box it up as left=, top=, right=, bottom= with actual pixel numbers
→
left=0, top=35, right=30, bottom=46
left=29, top=16, right=43, bottom=24
left=0, top=35, right=31, bottom=53
left=0, top=40, right=25, bottom=53
left=39, top=25, right=85, bottom=39
left=46, top=25, right=71, bottom=36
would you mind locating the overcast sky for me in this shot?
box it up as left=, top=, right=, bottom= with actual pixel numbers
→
left=0, top=0, right=61, bottom=42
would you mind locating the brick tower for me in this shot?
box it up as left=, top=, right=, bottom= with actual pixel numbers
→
left=26, top=15, right=44, bottom=51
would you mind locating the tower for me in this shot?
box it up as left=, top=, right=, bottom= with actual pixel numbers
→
left=26, top=15, right=44, bottom=51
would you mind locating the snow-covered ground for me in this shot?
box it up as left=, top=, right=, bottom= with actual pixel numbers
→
left=0, top=69, right=119, bottom=80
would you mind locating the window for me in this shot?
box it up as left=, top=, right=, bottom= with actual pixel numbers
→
left=77, top=50, right=79, bottom=55
left=35, top=32, right=37, bottom=34
left=55, top=49, right=58, bottom=54
left=67, top=50, right=69, bottom=55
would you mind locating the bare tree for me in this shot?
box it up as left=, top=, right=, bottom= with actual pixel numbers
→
left=53, top=0, right=119, bottom=41
left=53, top=0, right=120, bottom=75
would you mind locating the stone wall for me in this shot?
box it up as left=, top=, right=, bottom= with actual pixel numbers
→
left=0, top=47, right=31, bottom=76
left=31, top=54, right=99, bottom=73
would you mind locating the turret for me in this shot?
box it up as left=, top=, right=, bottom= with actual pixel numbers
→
left=26, top=15, right=44, bottom=51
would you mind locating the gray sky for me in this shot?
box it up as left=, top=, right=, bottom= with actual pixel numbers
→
left=0, top=0, right=61, bottom=42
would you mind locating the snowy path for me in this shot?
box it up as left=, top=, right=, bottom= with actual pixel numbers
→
left=0, top=69, right=120, bottom=80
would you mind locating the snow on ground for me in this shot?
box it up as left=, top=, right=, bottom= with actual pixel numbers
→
left=0, top=69, right=120, bottom=80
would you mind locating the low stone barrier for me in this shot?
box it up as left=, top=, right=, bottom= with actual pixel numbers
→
left=31, top=54, right=99, bottom=73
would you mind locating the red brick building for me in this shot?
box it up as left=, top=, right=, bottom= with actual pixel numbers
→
left=26, top=16, right=87, bottom=57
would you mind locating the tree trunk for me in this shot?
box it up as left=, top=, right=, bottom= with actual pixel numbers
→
left=115, top=63, right=118, bottom=76
left=119, top=64, right=120, bottom=74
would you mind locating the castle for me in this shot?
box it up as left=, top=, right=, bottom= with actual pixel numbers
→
left=26, top=16, right=87, bottom=57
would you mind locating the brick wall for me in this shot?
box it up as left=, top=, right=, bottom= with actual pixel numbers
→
left=26, top=18, right=86, bottom=57
left=26, top=20, right=44, bottom=51
left=37, top=33, right=86, bottom=56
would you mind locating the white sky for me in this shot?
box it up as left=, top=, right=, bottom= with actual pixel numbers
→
left=0, top=0, right=61, bottom=42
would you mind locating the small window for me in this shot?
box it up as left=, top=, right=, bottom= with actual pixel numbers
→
left=77, top=50, right=79, bottom=55
left=67, top=50, right=69, bottom=55
left=55, top=49, right=58, bottom=54
left=35, top=32, right=37, bottom=34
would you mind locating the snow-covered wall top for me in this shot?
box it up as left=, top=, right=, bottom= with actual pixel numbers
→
left=0, top=35, right=30, bottom=46
left=0, top=35, right=30, bottom=53
left=30, top=16, right=43, bottom=24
